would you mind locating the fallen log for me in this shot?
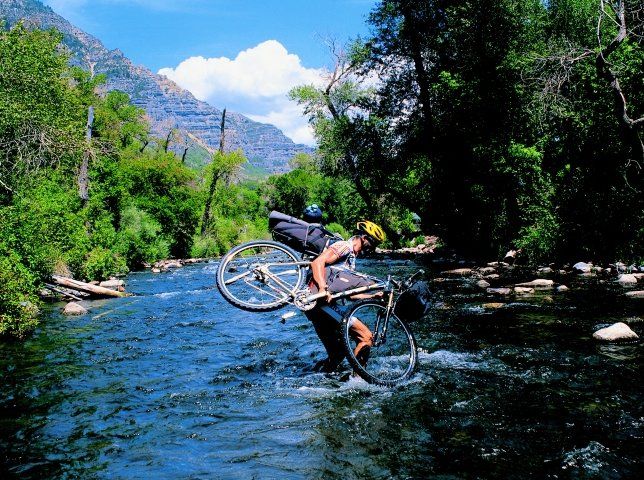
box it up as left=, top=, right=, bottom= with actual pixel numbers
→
left=51, top=275, right=127, bottom=298
left=43, top=283, right=85, bottom=301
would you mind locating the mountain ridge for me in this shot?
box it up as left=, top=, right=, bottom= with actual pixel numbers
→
left=0, top=0, right=312, bottom=172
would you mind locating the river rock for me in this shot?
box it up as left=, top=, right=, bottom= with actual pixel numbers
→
left=516, top=279, right=554, bottom=289
left=63, top=302, right=87, bottom=315
left=573, top=262, right=592, bottom=273
left=476, top=279, right=491, bottom=289
left=593, top=322, right=639, bottom=341
left=483, top=302, right=505, bottom=309
left=99, top=279, right=124, bottom=289
left=625, top=291, right=644, bottom=299
left=484, top=274, right=500, bottom=281
left=537, top=267, right=553, bottom=276
left=632, top=273, right=644, bottom=281
left=442, top=268, right=472, bottom=277
left=557, top=285, right=570, bottom=292
left=151, top=268, right=161, bottom=273
left=487, top=287, right=512, bottom=295
left=478, top=267, right=496, bottom=275
left=616, top=274, right=638, bottom=286
left=515, top=287, right=535, bottom=295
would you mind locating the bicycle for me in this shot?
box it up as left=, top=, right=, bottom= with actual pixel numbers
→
left=216, top=239, right=422, bottom=386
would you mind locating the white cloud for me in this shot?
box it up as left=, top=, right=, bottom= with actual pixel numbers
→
left=158, top=40, right=325, bottom=146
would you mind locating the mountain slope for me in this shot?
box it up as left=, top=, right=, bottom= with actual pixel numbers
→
left=0, top=0, right=312, bottom=172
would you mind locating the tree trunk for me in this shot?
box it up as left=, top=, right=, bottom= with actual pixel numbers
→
left=78, top=105, right=94, bottom=205
left=181, top=147, right=189, bottom=164
left=51, top=275, right=127, bottom=298
left=200, top=109, right=227, bottom=235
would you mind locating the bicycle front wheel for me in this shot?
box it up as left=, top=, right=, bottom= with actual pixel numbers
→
left=216, top=240, right=306, bottom=311
left=342, top=301, right=417, bottom=386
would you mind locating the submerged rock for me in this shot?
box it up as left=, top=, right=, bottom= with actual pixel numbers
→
left=515, top=279, right=554, bottom=289
left=515, top=286, right=535, bottom=295
left=593, top=322, right=639, bottom=342
left=63, top=302, right=88, bottom=315
left=487, top=287, right=512, bottom=295
left=483, top=302, right=505, bottom=309
left=442, top=268, right=473, bottom=277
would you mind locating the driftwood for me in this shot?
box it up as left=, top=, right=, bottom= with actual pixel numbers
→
left=43, top=283, right=85, bottom=301
left=51, top=275, right=127, bottom=298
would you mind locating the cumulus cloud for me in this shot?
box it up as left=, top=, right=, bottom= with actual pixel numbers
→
left=158, top=40, right=325, bottom=146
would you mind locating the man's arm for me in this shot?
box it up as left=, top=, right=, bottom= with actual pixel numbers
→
left=310, top=248, right=339, bottom=302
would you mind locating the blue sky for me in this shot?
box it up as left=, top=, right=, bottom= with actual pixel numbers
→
left=43, top=1, right=378, bottom=144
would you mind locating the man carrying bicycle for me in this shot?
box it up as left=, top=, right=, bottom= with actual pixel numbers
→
left=306, top=220, right=386, bottom=374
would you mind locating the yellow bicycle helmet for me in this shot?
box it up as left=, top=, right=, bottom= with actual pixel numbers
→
left=356, top=220, right=386, bottom=244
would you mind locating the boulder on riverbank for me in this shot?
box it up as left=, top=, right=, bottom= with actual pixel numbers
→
left=592, top=322, right=639, bottom=342
left=625, top=291, right=644, bottom=299
left=616, top=274, right=638, bottom=286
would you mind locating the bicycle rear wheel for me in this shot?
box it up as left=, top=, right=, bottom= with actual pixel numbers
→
left=216, top=240, right=306, bottom=311
left=342, top=301, right=417, bottom=386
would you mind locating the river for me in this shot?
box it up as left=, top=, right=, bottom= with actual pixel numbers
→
left=1, top=258, right=642, bottom=479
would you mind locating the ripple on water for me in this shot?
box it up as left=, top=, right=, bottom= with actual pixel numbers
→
left=1, top=260, right=643, bottom=479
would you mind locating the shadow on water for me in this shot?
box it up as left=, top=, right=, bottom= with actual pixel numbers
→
left=1, top=259, right=643, bottom=479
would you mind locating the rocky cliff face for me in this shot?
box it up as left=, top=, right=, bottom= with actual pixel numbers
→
left=0, top=0, right=312, bottom=172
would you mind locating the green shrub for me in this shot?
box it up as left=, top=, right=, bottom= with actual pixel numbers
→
left=78, top=247, right=128, bottom=281
left=0, top=253, right=40, bottom=338
left=117, top=206, right=170, bottom=268
left=325, top=222, right=349, bottom=240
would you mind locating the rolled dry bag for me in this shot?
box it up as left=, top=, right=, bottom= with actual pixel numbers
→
left=308, top=266, right=376, bottom=294
left=394, top=281, right=432, bottom=322
left=269, top=210, right=340, bottom=256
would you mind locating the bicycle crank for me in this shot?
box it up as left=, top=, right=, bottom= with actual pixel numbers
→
left=293, top=290, right=317, bottom=311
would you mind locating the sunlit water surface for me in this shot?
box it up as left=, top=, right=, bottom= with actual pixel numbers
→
left=1, top=258, right=642, bottom=479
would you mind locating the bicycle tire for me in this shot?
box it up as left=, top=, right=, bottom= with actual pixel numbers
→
left=216, top=240, right=306, bottom=311
left=342, top=301, right=417, bottom=386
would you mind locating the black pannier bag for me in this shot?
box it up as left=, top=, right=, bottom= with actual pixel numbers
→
left=269, top=211, right=340, bottom=256
left=394, top=281, right=432, bottom=322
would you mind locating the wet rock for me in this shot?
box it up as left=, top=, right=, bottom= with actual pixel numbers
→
left=516, top=279, right=554, bottom=289
left=515, top=286, right=535, bottom=295
left=442, top=268, right=473, bottom=277
left=478, top=267, right=496, bottom=275
left=573, top=262, right=592, bottom=273
left=487, top=287, right=512, bottom=295
left=151, top=268, right=162, bottom=273
left=476, top=279, right=490, bottom=289
left=503, top=249, right=520, bottom=264
left=487, top=261, right=509, bottom=268
left=557, top=285, right=570, bottom=292
left=616, top=274, right=637, bottom=286
left=63, top=302, right=87, bottom=315
left=484, top=274, right=500, bottom=281
left=625, top=291, right=644, bottom=299
left=593, top=322, right=639, bottom=342
left=537, top=267, right=553, bottom=276
left=483, top=302, right=505, bottom=309
left=99, top=279, right=124, bottom=289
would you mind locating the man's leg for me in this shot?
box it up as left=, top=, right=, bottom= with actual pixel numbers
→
left=305, top=306, right=346, bottom=372
left=348, top=317, right=374, bottom=366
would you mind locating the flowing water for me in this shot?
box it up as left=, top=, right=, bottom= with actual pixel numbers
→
left=1, top=258, right=642, bottom=479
